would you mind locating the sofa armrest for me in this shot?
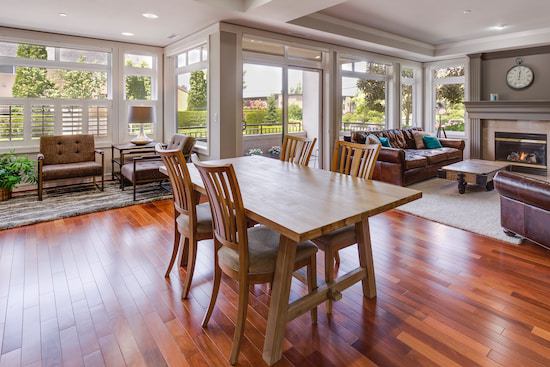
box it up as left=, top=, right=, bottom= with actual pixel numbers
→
left=94, top=149, right=104, bottom=156
left=494, top=171, right=550, bottom=211
left=377, top=147, right=405, bottom=164
left=439, top=138, right=465, bottom=150
left=37, top=153, right=44, bottom=161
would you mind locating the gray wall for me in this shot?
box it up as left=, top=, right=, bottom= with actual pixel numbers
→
left=481, top=51, right=550, bottom=101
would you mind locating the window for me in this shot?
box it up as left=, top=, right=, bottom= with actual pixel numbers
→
left=31, top=105, right=55, bottom=138
left=432, top=64, right=465, bottom=134
left=0, top=41, right=111, bottom=144
left=340, top=59, right=391, bottom=134
left=401, top=68, right=415, bottom=128
left=176, top=44, right=208, bottom=146
left=0, top=105, right=24, bottom=141
left=88, top=106, right=108, bottom=136
left=124, top=52, right=157, bottom=135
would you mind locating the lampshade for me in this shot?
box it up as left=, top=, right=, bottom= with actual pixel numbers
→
left=435, top=101, right=447, bottom=115
left=128, top=106, right=154, bottom=124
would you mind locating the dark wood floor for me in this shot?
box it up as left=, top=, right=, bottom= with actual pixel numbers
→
left=1, top=200, right=549, bottom=367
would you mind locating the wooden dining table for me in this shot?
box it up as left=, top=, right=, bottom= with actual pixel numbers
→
left=160, top=155, right=421, bottom=365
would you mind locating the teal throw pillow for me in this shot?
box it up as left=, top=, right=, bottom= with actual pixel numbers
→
left=379, top=137, right=391, bottom=147
left=423, top=135, right=442, bottom=149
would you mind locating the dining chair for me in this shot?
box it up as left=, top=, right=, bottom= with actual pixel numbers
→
left=196, top=162, right=318, bottom=365
left=155, top=144, right=213, bottom=299
left=314, top=140, right=381, bottom=313
left=280, top=135, right=317, bottom=166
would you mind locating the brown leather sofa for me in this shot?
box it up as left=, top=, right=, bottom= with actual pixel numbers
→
left=350, top=128, right=465, bottom=186
left=121, top=134, right=195, bottom=200
left=37, top=135, right=104, bottom=200
left=494, top=171, right=550, bottom=249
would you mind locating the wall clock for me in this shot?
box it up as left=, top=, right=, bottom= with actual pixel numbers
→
left=506, top=58, right=534, bottom=90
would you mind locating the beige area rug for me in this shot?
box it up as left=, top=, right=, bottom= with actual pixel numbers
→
left=397, top=178, right=522, bottom=245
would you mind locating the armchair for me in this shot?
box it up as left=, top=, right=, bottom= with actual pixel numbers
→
left=37, top=135, right=104, bottom=201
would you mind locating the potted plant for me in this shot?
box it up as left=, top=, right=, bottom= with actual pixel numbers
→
left=0, top=152, right=36, bottom=201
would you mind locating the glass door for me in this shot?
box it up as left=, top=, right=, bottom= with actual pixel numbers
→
left=242, top=63, right=322, bottom=167
left=287, top=67, right=321, bottom=167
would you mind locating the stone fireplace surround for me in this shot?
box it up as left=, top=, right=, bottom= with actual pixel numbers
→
left=465, top=101, right=550, bottom=177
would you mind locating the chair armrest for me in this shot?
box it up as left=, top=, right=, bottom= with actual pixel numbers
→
left=95, top=149, right=104, bottom=156
left=132, top=155, right=162, bottom=162
left=495, top=171, right=550, bottom=211
left=377, top=147, right=405, bottom=164
left=439, top=138, right=465, bottom=150
left=37, top=153, right=44, bottom=161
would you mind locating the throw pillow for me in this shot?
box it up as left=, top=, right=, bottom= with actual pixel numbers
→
left=423, top=135, right=443, bottom=149
left=413, top=131, right=428, bottom=149
left=379, top=137, right=391, bottom=147
left=366, top=134, right=381, bottom=145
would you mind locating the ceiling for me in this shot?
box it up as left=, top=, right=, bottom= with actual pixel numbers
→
left=320, top=0, right=550, bottom=45
left=1, top=0, right=550, bottom=60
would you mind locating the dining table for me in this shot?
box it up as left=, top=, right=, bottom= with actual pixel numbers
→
left=160, top=155, right=421, bottom=365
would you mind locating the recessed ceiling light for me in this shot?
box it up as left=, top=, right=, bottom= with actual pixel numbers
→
left=142, top=13, right=158, bottom=19
left=463, top=9, right=472, bottom=14
left=121, top=32, right=134, bottom=36
left=59, top=12, right=68, bottom=17
left=491, top=24, right=507, bottom=31
left=167, top=33, right=178, bottom=39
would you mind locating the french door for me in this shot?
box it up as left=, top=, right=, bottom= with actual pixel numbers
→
left=242, top=63, right=322, bottom=167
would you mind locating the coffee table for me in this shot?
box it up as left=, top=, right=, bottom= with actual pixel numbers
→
left=439, top=159, right=511, bottom=194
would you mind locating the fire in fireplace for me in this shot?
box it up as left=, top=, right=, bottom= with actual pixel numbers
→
left=495, top=132, right=547, bottom=170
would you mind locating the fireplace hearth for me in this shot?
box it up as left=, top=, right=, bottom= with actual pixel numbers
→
left=495, top=132, right=547, bottom=174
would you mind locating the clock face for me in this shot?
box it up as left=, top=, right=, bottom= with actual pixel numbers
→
left=506, top=65, right=534, bottom=90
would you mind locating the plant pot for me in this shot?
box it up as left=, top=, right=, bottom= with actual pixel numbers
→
left=0, top=188, right=12, bottom=202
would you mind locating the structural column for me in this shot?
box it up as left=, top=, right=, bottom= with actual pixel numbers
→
left=468, top=54, right=482, bottom=158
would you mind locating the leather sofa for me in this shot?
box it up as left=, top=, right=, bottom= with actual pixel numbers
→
left=37, top=134, right=104, bottom=200
left=494, top=171, right=550, bottom=249
left=350, top=128, right=465, bottom=186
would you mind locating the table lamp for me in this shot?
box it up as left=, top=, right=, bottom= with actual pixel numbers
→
left=129, top=106, right=154, bottom=145
left=435, top=101, right=447, bottom=138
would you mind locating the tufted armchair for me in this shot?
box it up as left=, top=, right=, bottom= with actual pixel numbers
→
left=120, top=134, right=195, bottom=200
left=37, top=135, right=104, bottom=201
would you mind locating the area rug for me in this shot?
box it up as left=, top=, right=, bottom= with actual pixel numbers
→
left=0, top=182, right=172, bottom=230
left=397, top=178, right=522, bottom=245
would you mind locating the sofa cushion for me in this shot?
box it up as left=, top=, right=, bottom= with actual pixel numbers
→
left=379, top=137, right=391, bottom=147
left=423, top=135, right=443, bottom=149
left=404, top=151, right=428, bottom=169
left=40, top=135, right=96, bottom=165
left=42, top=161, right=103, bottom=181
left=413, top=131, right=428, bottom=149
left=121, top=160, right=165, bottom=182
left=441, top=147, right=462, bottom=160
left=411, top=149, right=449, bottom=165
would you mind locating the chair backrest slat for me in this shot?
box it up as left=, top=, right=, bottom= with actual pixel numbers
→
left=280, top=135, right=317, bottom=166
left=331, top=141, right=381, bottom=179
left=155, top=144, right=196, bottom=222
left=195, top=163, right=248, bottom=265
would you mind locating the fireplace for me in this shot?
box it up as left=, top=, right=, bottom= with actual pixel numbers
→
left=495, top=132, right=547, bottom=174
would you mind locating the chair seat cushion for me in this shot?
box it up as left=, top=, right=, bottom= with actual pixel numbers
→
left=42, top=161, right=102, bottom=181
left=218, top=226, right=317, bottom=275
left=313, top=225, right=356, bottom=251
left=176, top=203, right=213, bottom=234
left=121, top=160, right=166, bottom=182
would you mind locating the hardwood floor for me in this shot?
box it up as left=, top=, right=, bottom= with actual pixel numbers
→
left=1, top=199, right=549, bottom=366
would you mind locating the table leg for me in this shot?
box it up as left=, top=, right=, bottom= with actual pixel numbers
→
left=457, top=173, right=467, bottom=194
left=263, top=235, right=297, bottom=365
left=355, top=218, right=376, bottom=299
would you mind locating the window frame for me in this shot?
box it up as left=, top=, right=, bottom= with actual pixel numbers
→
left=428, top=60, right=467, bottom=137
left=175, top=43, right=209, bottom=149
left=339, top=57, right=392, bottom=134
left=400, top=67, right=418, bottom=129
left=0, top=41, right=112, bottom=146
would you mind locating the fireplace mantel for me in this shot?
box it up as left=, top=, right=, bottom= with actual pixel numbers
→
left=465, top=100, right=550, bottom=121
